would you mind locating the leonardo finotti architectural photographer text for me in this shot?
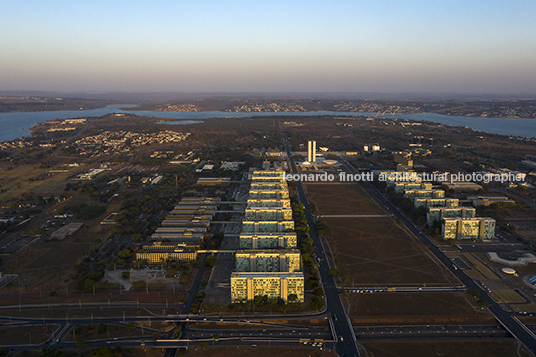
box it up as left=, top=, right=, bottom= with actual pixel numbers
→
left=285, top=171, right=525, bottom=183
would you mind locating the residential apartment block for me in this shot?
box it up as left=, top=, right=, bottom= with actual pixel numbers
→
left=404, top=189, right=445, bottom=200
left=394, top=182, right=433, bottom=194
left=426, top=207, right=476, bottom=225
left=238, top=233, right=297, bottom=249
left=414, top=198, right=459, bottom=209
left=230, top=272, right=304, bottom=303
left=235, top=249, right=301, bottom=272
left=242, top=220, right=295, bottom=233
left=244, top=207, right=293, bottom=220
left=246, top=198, right=291, bottom=208
left=442, top=217, right=496, bottom=240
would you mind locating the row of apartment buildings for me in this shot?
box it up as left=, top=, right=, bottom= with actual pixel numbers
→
left=383, top=171, right=496, bottom=240
left=231, top=170, right=304, bottom=303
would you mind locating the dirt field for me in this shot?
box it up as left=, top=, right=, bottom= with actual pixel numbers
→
left=490, top=289, right=527, bottom=304
left=321, top=217, right=456, bottom=286
left=0, top=165, right=83, bottom=203
left=0, top=324, right=57, bottom=345
left=359, top=338, right=532, bottom=357
left=0, top=220, right=111, bottom=295
left=306, top=183, right=457, bottom=286
left=305, top=183, right=386, bottom=216
left=62, top=322, right=166, bottom=342
left=345, top=292, right=493, bottom=325
left=182, top=346, right=337, bottom=357
left=15, top=347, right=165, bottom=357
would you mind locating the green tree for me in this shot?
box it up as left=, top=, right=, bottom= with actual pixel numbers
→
left=328, top=268, right=340, bottom=276
left=117, top=249, right=131, bottom=259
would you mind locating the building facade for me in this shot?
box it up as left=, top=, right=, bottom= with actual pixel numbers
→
left=235, top=249, right=301, bottom=272
left=230, top=272, right=304, bottom=303
left=404, top=189, right=445, bottom=200
left=442, top=217, right=496, bottom=240
left=242, top=220, right=295, bottom=233
left=238, top=233, right=297, bottom=249
left=426, top=207, right=476, bottom=225
left=414, top=198, right=459, bottom=209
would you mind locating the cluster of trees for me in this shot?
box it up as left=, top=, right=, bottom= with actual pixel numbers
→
left=210, top=232, right=224, bottom=249
left=112, top=194, right=169, bottom=235
left=190, top=291, right=205, bottom=314
left=384, top=189, right=426, bottom=223
left=77, top=258, right=116, bottom=292
left=290, top=197, right=325, bottom=310
left=61, top=203, right=106, bottom=220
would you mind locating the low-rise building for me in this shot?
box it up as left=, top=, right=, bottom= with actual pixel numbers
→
left=135, top=243, right=197, bottom=263
left=442, top=182, right=482, bottom=191
left=467, top=196, right=515, bottom=207
left=149, top=232, right=204, bottom=243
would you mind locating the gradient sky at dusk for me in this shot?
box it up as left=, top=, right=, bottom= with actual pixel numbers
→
left=1, top=0, right=535, bottom=95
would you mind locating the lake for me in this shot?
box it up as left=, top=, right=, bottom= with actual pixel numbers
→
left=1, top=104, right=535, bottom=142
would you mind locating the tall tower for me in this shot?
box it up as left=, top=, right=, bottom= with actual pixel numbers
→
left=307, top=140, right=316, bottom=162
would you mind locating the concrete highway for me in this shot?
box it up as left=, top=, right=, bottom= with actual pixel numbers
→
left=340, top=159, right=536, bottom=355
left=282, top=134, right=360, bottom=357
left=355, top=324, right=509, bottom=339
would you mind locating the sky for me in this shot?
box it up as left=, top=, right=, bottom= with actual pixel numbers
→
left=1, top=0, right=536, bottom=96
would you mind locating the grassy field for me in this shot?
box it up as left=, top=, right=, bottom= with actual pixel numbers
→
left=359, top=338, right=532, bottom=357
left=346, top=292, right=493, bottom=325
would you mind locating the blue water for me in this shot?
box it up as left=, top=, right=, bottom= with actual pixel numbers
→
left=1, top=104, right=535, bottom=142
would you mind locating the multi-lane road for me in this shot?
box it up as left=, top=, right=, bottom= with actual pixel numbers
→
left=282, top=134, right=360, bottom=357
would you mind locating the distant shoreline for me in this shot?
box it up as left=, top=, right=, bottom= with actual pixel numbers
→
left=2, top=105, right=536, bottom=143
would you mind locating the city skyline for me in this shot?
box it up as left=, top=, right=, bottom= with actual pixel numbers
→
left=1, top=0, right=536, bottom=95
